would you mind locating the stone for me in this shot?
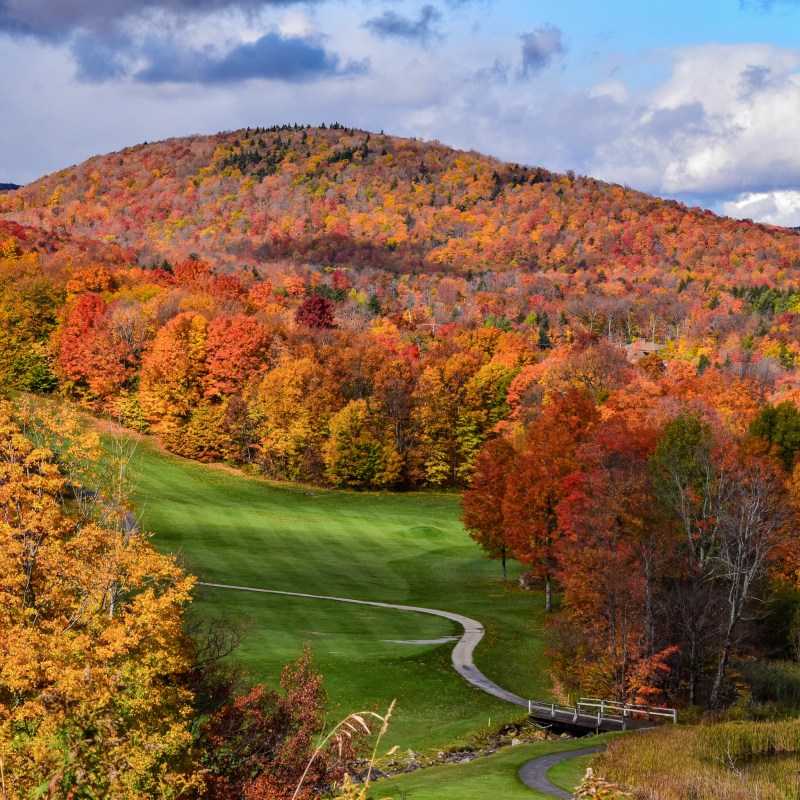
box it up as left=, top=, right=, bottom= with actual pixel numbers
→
left=511, top=738, right=522, bottom=746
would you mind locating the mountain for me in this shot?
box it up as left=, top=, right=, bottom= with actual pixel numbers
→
left=2, top=125, right=798, bottom=284
left=3, top=125, right=800, bottom=489
left=0, top=183, right=20, bottom=192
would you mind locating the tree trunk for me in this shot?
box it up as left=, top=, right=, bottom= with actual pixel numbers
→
left=688, top=634, right=697, bottom=706
left=644, top=554, right=655, bottom=655
left=501, top=547, right=507, bottom=582
left=545, top=571, right=552, bottom=612
left=708, top=619, right=736, bottom=710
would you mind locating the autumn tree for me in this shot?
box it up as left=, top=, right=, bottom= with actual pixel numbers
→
left=57, top=292, right=108, bottom=392
left=0, top=402, right=197, bottom=799
left=248, top=355, right=337, bottom=481
left=296, top=293, right=335, bottom=329
left=373, top=357, right=418, bottom=462
left=0, top=252, right=62, bottom=392
left=461, top=436, right=516, bottom=580
left=205, top=313, right=271, bottom=399
left=200, top=649, right=365, bottom=800
left=503, top=390, right=599, bottom=610
left=324, top=399, right=402, bottom=489
left=138, top=311, right=208, bottom=451
left=555, top=416, right=676, bottom=702
left=411, top=352, right=489, bottom=486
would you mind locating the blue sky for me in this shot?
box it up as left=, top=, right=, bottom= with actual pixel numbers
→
left=2, top=0, right=800, bottom=224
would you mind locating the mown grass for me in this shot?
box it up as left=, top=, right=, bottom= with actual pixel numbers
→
left=376, top=737, right=607, bottom=800
left=547, top=753, right=593, bottom=792
left=598, top=718, right=800, bottom=799
left=130, top=443, right=551, bottom=751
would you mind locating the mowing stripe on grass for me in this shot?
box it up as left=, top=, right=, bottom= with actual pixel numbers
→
left=198, top=581, right=530, bottom=708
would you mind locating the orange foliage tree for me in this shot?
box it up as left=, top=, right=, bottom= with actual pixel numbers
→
left=0, top=402, right=197, bottom=799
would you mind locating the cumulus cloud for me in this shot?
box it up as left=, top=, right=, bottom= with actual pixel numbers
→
left=0, top=0, right=359, bottom=86
left=133, top=31, right=356, bottom=83
left=363, top=5, right=442, bottom=44
left=721, top=190, right=800, bottom=226
left=519, top=25, right=564, bottom=75
left=0, top=0, right=311, bottom=41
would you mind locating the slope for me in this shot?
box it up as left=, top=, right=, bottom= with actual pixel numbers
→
left=130, top=441, right=551, bottom=751
left=2, top=125, right=798, bottom=283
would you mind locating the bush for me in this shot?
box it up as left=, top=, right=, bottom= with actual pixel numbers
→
left=737, top=660, right=800, bottom=709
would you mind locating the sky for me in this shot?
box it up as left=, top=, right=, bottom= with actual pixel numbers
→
left=2, top=0, right=800, bottom=225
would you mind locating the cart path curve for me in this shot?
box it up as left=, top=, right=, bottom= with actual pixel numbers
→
left=519, top=745, right=605, bottom=799
left=197, top=581, right=529, bottom=707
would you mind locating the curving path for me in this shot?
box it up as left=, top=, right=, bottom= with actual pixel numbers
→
left=198, top=581, right=604, bottom=798
left=519, top=745, right=605, bottom=799
left=196, top=581, right=529, bottom=707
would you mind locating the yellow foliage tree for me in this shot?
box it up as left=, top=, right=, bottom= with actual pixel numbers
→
left=0, top=402, right=198, bottom=799
left=138, top=311, right=208, bottom=447
left=248, top=356, right=337, bottom=481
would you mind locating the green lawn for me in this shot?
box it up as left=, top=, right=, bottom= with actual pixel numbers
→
left=548, top=753, right=593, bottom=792
left=376, top=737, right=606, bottom=800
left=130, top=444, right=551, bottom=752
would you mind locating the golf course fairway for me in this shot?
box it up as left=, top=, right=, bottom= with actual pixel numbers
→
left=131, top=442, right=551, bottom=752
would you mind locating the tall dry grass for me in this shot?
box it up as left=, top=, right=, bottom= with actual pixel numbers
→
left=596, top=718, right=800, bottom=799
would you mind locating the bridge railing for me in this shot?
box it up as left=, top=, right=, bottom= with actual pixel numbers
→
left=525, top=697, right=677, bottom=730
left=577, top=697, right=677, bottom=724
left=526, top=699, right=627, bottom=729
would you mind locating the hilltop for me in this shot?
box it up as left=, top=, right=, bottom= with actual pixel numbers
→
left=2, top=124, right=799, bottom=283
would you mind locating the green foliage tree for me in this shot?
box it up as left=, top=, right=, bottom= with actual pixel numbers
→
left=324, top=399, right=402, bottom=489
left=750, top=400, right=800, bottom=471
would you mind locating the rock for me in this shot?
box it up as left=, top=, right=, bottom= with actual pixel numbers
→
left=356, top=767, right=388, bottom=781
left=458, top=757, right=472, bottom=764
left=560, top=732, right=572, bottom=739
left=406, top=749, right=417, bottom=758
left=511, top=738, right=522, bottom=746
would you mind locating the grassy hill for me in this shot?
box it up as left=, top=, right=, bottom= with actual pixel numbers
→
left=130, top=441, right=551, bottom=751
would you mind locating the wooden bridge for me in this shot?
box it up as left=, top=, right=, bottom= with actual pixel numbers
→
left=526, top=697, right=677, bottom=734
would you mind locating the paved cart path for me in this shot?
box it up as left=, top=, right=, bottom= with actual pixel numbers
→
left=197, top=581, right=529, bottom=707
left=519, top=745, right=605, bottom=799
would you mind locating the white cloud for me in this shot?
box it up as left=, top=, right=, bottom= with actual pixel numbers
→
left=277, top=10, right=317, bottom=39
left=589, top=78, right=629, bottom=103
left=2, top=8, right=800, bottom=229
left=721, top=190, right=800, bottom=226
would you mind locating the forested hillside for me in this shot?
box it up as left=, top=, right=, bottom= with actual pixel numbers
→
left=2, top=124, right=800, bottom=748
left=2, top=126, right=800, bottom=490
left=3, top=124, right=800, bottom=279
